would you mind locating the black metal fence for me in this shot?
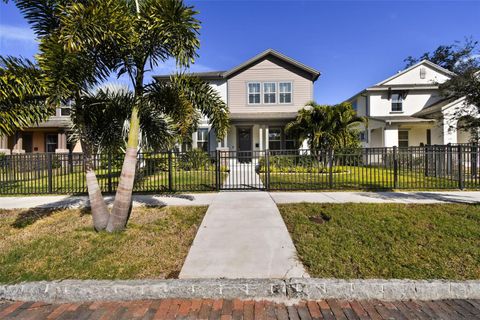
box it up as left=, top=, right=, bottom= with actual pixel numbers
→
left=1, top=145, right=479, bottom=195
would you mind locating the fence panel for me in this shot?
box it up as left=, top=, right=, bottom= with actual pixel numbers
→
left=1, top=145, right=480, bottom=195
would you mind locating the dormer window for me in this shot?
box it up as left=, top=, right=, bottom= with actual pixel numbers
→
left=391, top=93, right=403, bottom=112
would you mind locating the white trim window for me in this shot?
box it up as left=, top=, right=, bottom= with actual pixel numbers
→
left=263, top=83, right=276, bottom=104
left=248, top=83, right=261, bottom=104
left=391, top=93, right=403, bottom=112
left=197, top=128, right=209, bottom=151
left=398, top=130, right=409, bottom=148
left=279, top=82, right=292, bottom=104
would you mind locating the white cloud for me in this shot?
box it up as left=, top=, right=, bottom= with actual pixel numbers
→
left=0, top=24, right=36, bottom=42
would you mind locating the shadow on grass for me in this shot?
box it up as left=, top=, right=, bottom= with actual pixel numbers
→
left=10, top=193, right=198, bottom=228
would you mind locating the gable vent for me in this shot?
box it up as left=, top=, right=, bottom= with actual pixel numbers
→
left=420, top=67, right=426, bottom=79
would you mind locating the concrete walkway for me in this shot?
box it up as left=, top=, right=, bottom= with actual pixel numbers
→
left=1, top=191, right=480, bottom=209
left=179, top=192, right=307, bottom=279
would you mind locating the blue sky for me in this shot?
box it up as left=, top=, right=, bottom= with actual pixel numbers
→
left=1, top=0, right=479, bottom=104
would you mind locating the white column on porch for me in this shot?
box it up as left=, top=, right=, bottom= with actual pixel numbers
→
left=192, top=131, right=198, bottom=149
left=56, top=132, right=69, bottom=153
left=259, top=125, right=263, bottom=150
left=0, top=135, right=10, bottom=155
left=12, top=132, right=24, bottom=154
left=265, top=126, right=269, bottom=150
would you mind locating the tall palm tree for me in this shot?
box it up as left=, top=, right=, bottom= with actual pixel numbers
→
left=6, top=0, right=229, bottom=232
left=59, top=0, right=229, bottom=231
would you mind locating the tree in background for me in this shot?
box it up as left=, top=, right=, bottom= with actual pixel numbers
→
left=405, top=38, right=480, bottom=139
left=404, top=38, right=479, bottom=73
left=286, top=101, right=365, bottom=155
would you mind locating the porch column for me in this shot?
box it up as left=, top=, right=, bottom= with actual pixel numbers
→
left=12, top=132, right=24, bottom=154
left=0, top=135, right=10, bottom=155
left=192, top=131, right=198, bottom=149
left=223, top=134, right=227, bottom=149
left=443, top=119, right=457, bottom=144
left=56, top=132, right=69, bottom=153
left=265, top=126, right=269, bottom=150
left=259, top=125, right=263, bottom=150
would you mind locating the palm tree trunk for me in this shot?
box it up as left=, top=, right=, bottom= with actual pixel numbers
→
left=82, top=140, right=109, bottom=231
left=107, top=106, right=140, bottom=232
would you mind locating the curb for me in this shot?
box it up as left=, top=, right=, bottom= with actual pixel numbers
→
left=1, top=278, right=479, bottom=303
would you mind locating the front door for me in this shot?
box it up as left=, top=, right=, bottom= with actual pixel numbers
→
left=237, top=127, right=252, bottom=163
left=22, top=133, right=33, bottom=153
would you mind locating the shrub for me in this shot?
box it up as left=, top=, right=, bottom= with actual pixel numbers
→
left=178, top=149, right=212, bottom=171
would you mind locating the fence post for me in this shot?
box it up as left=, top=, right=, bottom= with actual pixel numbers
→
left=265, top=149, right=270, bottom=191
left=328, top=149, right=333, bottom=189
left=68, top=149, right=73, bottom=174
left=393, top=146, right=398, bottom=189
left=215, top=149, right=220, bottom=191
left=168, top=150, right=173, bottom=192
left=458, top=145, right=464, bottom=190
left=47, top=153, right=53, bottom=194
left=107, top=152, right=113, bottom=193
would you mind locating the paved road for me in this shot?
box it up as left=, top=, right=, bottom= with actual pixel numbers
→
left=1, top=298, right=479, bottom=319
left=179, top=192, right=307, bottom=279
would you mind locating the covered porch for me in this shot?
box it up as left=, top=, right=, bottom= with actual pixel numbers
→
left=216, top=112, right=304, bottom=152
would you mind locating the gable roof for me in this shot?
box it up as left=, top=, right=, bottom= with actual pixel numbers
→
left=344, top=60, right=456, bottom=102
left=153, top=49, right=321, bottom=82
left=223, top=49, right=320, bottom=81
left=375, top=60, right=456, bottom=86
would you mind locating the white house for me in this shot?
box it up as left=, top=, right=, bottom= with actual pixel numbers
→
left=154, top=49, right=320, bottom=153
left=348, top=60, right=477, bottom=148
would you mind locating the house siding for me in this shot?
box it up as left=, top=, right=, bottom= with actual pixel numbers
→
left=227, top=56, right=313, bottom=115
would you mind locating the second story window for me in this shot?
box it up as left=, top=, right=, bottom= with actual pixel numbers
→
left=263, top=83, right=276, bottom=104
left=279, top=82, right=292, bottom=103
left=248, top=83, right=261, bottom=104
left=391, top=93, right=403, bottom=112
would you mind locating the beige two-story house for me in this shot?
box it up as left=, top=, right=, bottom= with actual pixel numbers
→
left=155, top=49, right=320, bottom=153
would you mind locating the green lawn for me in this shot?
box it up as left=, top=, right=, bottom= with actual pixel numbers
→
left=262, top=165, right=472, bottom=190
left=0, top=206, right=207, bottom=283
left=278, top=203, right=480, bottom=280
left=0, top=168, right=226, bottom=194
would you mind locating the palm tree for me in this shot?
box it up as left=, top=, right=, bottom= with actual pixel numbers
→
left=286, top=101, right=364, bottom=154
left=6, top=0, right=229, bottom=232
left=0, top=56, right=52, bottom=137
left=58, top=0, right=229, bottom=231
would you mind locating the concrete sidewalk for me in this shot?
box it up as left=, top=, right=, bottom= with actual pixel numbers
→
left=179, top=192, right=308, bottom=279
left=0, top=193, right=217, bottom=209
left=1, top=191, right=480, bottom=209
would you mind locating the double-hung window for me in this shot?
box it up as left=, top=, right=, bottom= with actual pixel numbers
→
left=279, top=82, right=292, bottom=104
left=45, top=134, right=58, bottom=153
left=391, top=93, right=403, bottom=112
left=268, top=128, right=282, bottom=150
left=197, top=128, right=209, bottom=151
left=248, top=83, right=261, bottom=104
left=263, top=83, right=276, bottom=104
left=398, top=130, right=409, bottom=148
